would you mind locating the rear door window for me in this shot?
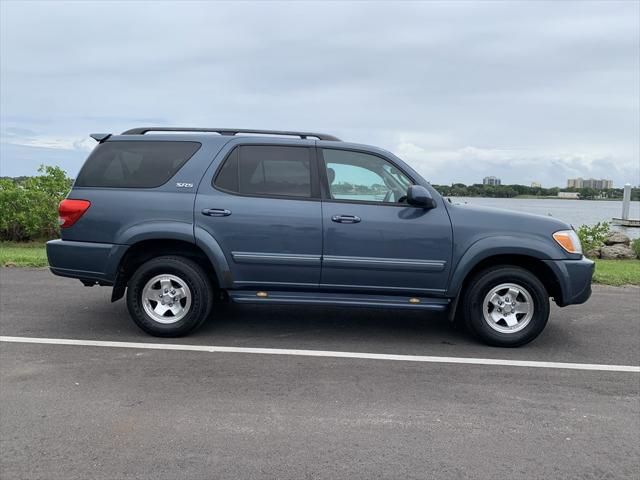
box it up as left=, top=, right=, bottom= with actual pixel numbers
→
left=75, top=141, right=201, bottom=188
left=214, top=145, right=312, bottom=198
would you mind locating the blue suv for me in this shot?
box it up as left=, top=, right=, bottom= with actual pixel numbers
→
left=47, top=128, right=594, bottom=347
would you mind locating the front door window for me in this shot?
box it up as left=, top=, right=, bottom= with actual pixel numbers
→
left=322, top=149, right=412, bottom=204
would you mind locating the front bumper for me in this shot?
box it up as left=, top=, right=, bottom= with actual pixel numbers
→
left=543, top=257, right=595, bottom=307
left=46, top=239, right=128, bottom=285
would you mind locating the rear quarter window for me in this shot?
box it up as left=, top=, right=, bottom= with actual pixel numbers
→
left=75, top=141, right=201, bottom=188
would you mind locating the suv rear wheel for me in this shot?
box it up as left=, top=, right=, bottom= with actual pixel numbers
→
left=126, top=256, right=213, bottom=337
left=462, top=266, right=549, bottom=347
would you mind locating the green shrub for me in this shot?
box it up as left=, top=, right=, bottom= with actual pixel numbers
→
left=0, top=165, right=72, bottom=241
left=576, top=222, right=610, bottom=255
left=632, top=238, right=640, bottom=259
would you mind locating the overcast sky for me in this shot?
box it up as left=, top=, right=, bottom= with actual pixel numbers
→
left=1, top=0, right=639, bottom=187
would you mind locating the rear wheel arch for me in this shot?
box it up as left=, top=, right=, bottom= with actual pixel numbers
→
left=111, top=238, right=222, bottom=302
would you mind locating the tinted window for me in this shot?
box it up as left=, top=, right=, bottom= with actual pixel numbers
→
left=75, top=141, right=201, bottom=188
left=215, top=148, right=239, bottom=192
left=215, top=146, right=312, bottom=198
left=322, top=149, right=413, bottom=203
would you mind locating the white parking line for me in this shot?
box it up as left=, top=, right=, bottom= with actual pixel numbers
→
left=1, top=335, right=639, bottom=373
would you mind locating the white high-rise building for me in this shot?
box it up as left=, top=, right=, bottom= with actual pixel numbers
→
left=483, top=176, right=501, bottom=186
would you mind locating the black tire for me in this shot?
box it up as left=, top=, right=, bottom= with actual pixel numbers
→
left=462, top=266, right=549, bottom=347
left=126, top=256, right=213, bottom=337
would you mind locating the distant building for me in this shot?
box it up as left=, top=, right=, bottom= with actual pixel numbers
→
left=558, top=191, right=580, bottom=199
left=585, top=178, right=613, bottom=190
left=531, top=181, right=541, bottom=188
left=483, top=176, right=501, bottom=186
left=567, top=178, right=613, bottom=190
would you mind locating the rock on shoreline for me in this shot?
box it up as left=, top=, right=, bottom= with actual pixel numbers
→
left=604, top=232, right=631, bottom=246
left=592, top=232, right=636, bottom=260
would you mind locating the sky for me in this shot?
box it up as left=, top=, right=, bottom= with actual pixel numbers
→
left=1, top=0, right=639, bottom=187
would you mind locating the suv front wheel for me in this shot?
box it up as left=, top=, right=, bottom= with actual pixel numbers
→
left=462, top=266, right=550, bottom=347
left=126, top=256, right=213, bottom=337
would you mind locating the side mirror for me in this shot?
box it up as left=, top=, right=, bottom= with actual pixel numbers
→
left=406, top=185, right=436, bottom=209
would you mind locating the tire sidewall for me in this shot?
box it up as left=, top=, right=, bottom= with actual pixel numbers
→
left=126, top=257, right=211, bottom=337
left=464, top=267, right=550, bottom=347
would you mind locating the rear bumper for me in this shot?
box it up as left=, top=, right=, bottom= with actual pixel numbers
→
left=543, top=257, right=594, bottom=307
left=46, top=239, right=128, bottom=285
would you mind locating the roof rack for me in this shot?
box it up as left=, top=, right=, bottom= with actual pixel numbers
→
left=120, top=127, right=341, bottom=141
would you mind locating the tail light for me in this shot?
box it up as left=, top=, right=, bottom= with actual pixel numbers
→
left=58, top=199, right=91, bottom=228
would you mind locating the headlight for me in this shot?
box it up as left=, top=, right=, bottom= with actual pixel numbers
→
left=553, top=229, right=582, bottom=254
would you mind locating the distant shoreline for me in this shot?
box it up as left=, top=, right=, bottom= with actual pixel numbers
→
left=449, top=195, right=638, bottom=202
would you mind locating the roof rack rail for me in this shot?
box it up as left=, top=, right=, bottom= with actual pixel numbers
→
left=120, top=127, right=341, bottom=141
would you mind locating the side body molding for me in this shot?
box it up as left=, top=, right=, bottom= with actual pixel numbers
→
left=446, top=235, right=559, bottom=298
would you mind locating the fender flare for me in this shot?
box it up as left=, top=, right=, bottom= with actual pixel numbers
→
left=108, top=221, right=197, bottom=280
left=119, top=223, right=233, bottom=289
left=116, top=221, right=195, bottom=245
left=110, top=222, right=232, bottom=300
left=194, top=226, right=233, bottom=289
left=446, top=235, right=560, bottom=298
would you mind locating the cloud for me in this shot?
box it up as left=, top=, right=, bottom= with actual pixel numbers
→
left=2, top=135, right=95, bottom=152
left=394, top=140, right=639, bottom=188
left=0, top=1, right=638, bottom=186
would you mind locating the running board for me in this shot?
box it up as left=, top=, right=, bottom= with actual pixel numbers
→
left=229, top=291, right=450, bottom=311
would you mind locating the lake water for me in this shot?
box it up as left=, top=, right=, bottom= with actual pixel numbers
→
left=449, top=197, right=640, bottom=239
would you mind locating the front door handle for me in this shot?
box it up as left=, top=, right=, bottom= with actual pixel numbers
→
left=202, top=208, right=232, bottom=217
left=331, top=214, right=361, bottom=224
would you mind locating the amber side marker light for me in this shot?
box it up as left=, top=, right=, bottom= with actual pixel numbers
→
left=553, top=230, right=582, bottom=254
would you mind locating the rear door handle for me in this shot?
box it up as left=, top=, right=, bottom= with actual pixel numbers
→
left=331, top=214, right=361, bottom=224
left=202, top=208, right=231, bottom=217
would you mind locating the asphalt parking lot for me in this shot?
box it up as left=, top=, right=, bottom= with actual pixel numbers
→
left=1, top=268, right=639, bottom=479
